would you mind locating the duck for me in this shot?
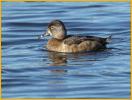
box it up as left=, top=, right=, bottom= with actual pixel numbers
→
left=39, top=20, right=111, bottom=53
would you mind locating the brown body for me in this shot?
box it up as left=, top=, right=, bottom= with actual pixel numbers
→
left=46, top=35, right=108, bottom=53
left=42, top=20, right=111, bottom=53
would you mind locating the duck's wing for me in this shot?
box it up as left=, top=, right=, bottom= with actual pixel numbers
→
left=63, top=36, right=88, bottom=45
left=85, top=36, right=107, bottom=46
left=63, top=35, right=110, bottom=46
left=86, top=35, right=112, bottom=45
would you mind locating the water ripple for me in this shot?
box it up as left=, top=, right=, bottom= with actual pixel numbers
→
left=2, top=2, right=130, bottom=98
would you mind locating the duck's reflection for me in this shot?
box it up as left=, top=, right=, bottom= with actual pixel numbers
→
left=47, top=51, right=105, bottom=66
left=45, top=49, right=112, bottom=74
left=48, top=51, right=67, bottom=66
left=50, top=69, right=68, bottom=74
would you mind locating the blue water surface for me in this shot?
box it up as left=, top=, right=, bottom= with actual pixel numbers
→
left=2, top=2, right=130, bottom=98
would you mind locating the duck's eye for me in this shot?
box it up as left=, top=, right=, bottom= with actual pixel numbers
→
left=50, top=26, right=55, bottom=30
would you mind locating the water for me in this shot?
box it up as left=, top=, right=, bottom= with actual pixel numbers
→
left=2, top=2, right=130, bottom=98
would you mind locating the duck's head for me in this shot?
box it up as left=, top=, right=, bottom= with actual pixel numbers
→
left=42, top=20, right=67, bottom=40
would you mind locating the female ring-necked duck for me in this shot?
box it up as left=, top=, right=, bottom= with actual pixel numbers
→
left=40, top=20, right=111, bottom=53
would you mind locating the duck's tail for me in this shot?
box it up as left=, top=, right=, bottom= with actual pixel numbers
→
left=106, top=35, right=112, bottom=44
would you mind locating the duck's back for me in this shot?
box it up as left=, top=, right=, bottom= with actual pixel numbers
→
left=46, top=35, right=111, bottom=53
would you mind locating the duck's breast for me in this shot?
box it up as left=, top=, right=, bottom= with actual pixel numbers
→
left=46, top=38, right=62, bottom=52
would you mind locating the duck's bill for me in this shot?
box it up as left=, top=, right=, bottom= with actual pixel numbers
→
left=38, top=31, right=49, bottom=39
